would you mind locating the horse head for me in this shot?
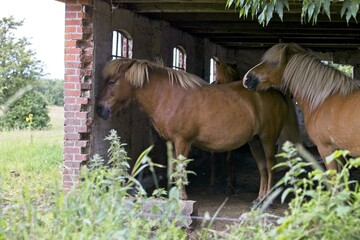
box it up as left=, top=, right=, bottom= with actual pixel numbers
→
left=243, top=43, right=304, bottom=91
left=215, top=59, right=240, bottom=84
left=96, top=58, right=136, bottom=120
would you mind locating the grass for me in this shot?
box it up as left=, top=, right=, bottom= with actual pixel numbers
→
left=0, top=106, right=63, bottom=204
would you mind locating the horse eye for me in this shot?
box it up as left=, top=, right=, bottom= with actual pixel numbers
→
left=108, top=79, right=116, bottom=85
left=270, top=61, right=279, bottom=67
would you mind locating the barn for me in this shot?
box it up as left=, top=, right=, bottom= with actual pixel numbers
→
left=62, top=0, right=360, bottom=209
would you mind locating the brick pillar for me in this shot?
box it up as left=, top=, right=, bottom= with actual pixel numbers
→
left=63, top=0, right=94, bottom=190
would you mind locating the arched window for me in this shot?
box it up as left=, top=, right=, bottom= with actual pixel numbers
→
left=209, top=57, right=218, bottom=84
left=172, top=46, right=186, bottom=71
left=112, top=30, right=133, bottom=59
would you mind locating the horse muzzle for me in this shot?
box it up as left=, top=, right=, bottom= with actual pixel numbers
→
left=96, top=104, right=111, bottom=120
left=243, top=73, right=259, bottom=90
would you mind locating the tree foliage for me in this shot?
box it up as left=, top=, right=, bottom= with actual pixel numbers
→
left=0, top=16, right=43, bottom=104
left=35, top=78, right=64, bottom=106
left=0, top=16, right=50, bottom=130
left=226, top=0, right=359, bottom=25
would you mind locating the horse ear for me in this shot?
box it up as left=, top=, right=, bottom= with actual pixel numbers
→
left=213, top=56, right=219, bottom=64
left=120, top=59, right=137, bottom=72
left=281, top=43, right=304, bottom=63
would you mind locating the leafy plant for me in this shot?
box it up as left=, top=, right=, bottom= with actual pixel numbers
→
left=0, top=130, right=192, bottom=239
left=0, top=90, right=50, bottom=130
left=226, top=0, right=359, bottom=25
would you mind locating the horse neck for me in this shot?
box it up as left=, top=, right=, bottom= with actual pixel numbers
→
left=133, top=77, right=183, bottom=116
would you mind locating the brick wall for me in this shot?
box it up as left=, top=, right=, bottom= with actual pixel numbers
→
left=63, top=0, right=94, bottom=190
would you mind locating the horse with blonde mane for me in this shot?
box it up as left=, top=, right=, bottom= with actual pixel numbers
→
left=243, top=43, right=360, bottom=171
left=96, top=58, right=300, bottom=202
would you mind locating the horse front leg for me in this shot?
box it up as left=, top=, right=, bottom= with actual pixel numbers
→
left=173, top=139, right=191, bottom=200
left=261, top=143, right=277, bottom=195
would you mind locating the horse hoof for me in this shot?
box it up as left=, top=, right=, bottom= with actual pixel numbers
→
left=251, top=198, right=262, bottom=210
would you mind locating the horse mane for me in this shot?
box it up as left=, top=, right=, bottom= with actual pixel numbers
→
left=265, top=43, right=360, bottom=111
left=215, top=61, right=241, bottom=83
left=102, top=58, right=208, bottom=90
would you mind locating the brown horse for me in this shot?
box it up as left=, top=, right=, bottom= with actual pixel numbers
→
left=243, top=43, right=360, bottom=171
left=96, top=58, right=300, bottom=201
left=209, top=59, right=242, bottom=194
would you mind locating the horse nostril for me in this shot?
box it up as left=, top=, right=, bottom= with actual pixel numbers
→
left=96, top=105, right=103, bottom=117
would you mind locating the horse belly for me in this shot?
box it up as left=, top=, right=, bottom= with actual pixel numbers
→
left=194, top=122, right=255, bottom=152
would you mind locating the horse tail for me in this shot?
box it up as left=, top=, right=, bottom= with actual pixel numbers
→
left=277, top=92, right=301, bottom=150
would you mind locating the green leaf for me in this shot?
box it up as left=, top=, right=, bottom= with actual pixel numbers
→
left=341, top=0, right=351, bottom=17
left=275, top=0, right=284, bottom=21
left=281, top=188, right=293, bottom=203
left=307, top=3, right=316, bottom=20
left=265, top=3, right=275, bottom=25
left=323, top=0, right=331, bottom=20
left=351, top=1, right=359, bottom=20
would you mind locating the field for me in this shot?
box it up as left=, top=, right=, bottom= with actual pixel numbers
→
left=0, top=106, right=63, bottom=204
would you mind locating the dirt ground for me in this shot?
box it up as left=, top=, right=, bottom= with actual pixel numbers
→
left=185, top=145, right=311, bottom=231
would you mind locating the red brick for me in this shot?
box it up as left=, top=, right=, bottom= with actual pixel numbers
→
left=65, top=19, right=82, bottom=26
left=65, top=133, right=81, bottom=140
left=65, top=33, right=83, bottom=40
left=75, top=140, right=88, bottom=147
left=64, top=104, right=81, bottom=111
left=65, top=75, right=79, bottom=82
left=64, top=97, right=75, bottom=104
left=65, top=118, right=81, bottom=125
left=65, top=12, right=77, bottom=19
left=64, top=112, right=75, bottom=118
left=75, top=126, right=88, bottom=133
left=64, top=125, right=75, bottom=133
left=64, top=140, right=75, bottom=147
left=64, top=147, right=81, bottom=154
left=64, top=153, right=75, bottom=161
left=64, top=89, right=81, bottom=97
left=75, top=97, right=89, bottom=104
left=65, top=5, right=82, bottom=12
left=75, top=112, right=88, bottom=118
left=74, top=154, right=89, bottom=161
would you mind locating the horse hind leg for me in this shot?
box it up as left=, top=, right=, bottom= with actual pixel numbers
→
left=248, top=136, right=268, bottom=203
left=225, top=150, right=235, bottom=195
left=208, top=151, right=217, bottom=193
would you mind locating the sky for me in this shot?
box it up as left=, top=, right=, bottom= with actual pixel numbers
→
left=0, top=0, right=65, bottom=79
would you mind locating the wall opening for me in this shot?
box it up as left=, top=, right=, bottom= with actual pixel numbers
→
left=172, top=46, right=186, bottom=71
left=209, top=57, right=218, bottom=84
left=112, top=30, right=133, bottom=59
left=322, top=61, right=354, bottom=78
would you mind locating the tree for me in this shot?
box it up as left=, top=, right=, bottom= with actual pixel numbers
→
left=0, top=16, right=50, bottom=130
left=0, top=16, right=43, bottom=104
left=226, top=0, right=359, bottom=25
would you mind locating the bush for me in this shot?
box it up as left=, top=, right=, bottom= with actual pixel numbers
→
left=0, top=90, right=50, bottom=130
left=222, top=142, right=360, bottom=240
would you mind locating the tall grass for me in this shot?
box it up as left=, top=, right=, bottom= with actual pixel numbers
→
left=0, top=106, right=63, bottom=203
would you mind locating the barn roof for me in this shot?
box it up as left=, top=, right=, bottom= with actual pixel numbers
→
left=108, top=0, right=360, bottom=51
